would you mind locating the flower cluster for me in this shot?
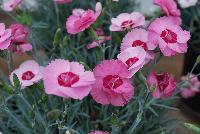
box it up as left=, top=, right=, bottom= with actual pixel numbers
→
left=5, top=0, right=191, bottom=106
left=9, top=24, right=32, bottom=54
left=0, top=23, right=32, bottom=53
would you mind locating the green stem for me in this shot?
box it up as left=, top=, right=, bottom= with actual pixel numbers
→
left=7, top=50, right=13, bottom=74
left=143, top=92, right=150, bottom=107
left=53, top=2, right=60, bottom=27
left=128, top=101, right=143, bottom=133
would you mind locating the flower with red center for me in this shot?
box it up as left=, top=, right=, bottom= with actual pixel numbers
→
left=21, top=71, right=35, bottom=80
left=9, top=24, right=32, bottom=54
left=42, top=59, right=95, bottom=100
left=91, top=60, right=134, bottom=106
left=9, top=60, right=43, bottom=89
left=117, top=47, right=147, bottom=77
left=2, top=0, right=22, bottom=12
left=86, top=28, right=111, bottom=49
left=180, top=74, right=200, bottom=98
left=132, top=40, right=148, bottom=50
left=54, top=0, right=72, bottom=4
left=160, top=29, right=177, bottom=43
left=147, top=71, right=176, bottom=99
left=88, top=131, right=109, bottom=134
left=148, top=17, right=190, bottom=56
left=66, top=2, right=102, bottom=34
left=153, top=0, right=181, bottom=25
left=0, top=23, right=12, bottom=50
left=121, top=28, right=156, bottom=63
left=109, top=12, right=145, bottom=31
left=57, top=72, right=80, bottom=87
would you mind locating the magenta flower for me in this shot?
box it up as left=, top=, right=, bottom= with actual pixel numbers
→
left=180, top=74, right=200, bottom=98
left=121, top=28, right=156, bottom=62
left=117, top=47, right=146, bottom=77
left=88, top=131, right=109, bottom=134
left=9, top=24, right=28, bottom=42
left=148, top=17, right=190, bottom=56
left=0, top=23, right=12, bottom=50
left=66, top=2, right=102, bottom=34
left=10, top=60, right=43, bottom=89
left=42, top=59, right=95, bottom=100
left=9, top=24, right=32, bottom=54
left=147, top=71, right=176, bottom=99
left=54, top=0, right=72, bottom=4
left=2, top=0, right=22, bottom=12
left=91, top=60, right=134, bottom=106
left=109, top=12, right=145, bottom=31
left=153, top=0, right=181, bottom=25
left=87, top=28, right=111, bottom=49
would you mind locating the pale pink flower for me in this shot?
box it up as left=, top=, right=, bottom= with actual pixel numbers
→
left=180, top=74, right=200, bottom=98
left=91, top=60, right=134, bottom=106
left=9, top=23, right=32, bottom=53
left=54, top=0, right=72, bottom=4
left=121, top=28, right=156, bottom=62
left=88, top=131, right=109, bottom=134
left=2, top=0, right=22, bottom=12
left=42, top=59, right=95, bottom=100
left=153, top=0, right=181, bottom=25
left=109, top=12, right=145, bottom=31
left=87, top=28, right=111, bottom=49
left=117, top=47, right=146, bottom=77
left=0, top=23, right=12, bottom=50
left=178, top=0, right=198, bottom=8
left=181, top=88, right=196, bottom=99
left=10, top=60, right=42, bottom=89
left=66, top=2, right=102, bottom=34
left=147, top=71, right=176, bottom=99
left=148, top=17, right=190, bottom=56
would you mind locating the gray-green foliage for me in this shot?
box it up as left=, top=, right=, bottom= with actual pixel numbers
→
left=181, top=1, right=200, bottom=53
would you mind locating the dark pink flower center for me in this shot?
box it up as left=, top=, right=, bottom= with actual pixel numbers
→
left=9, top=4, right=14, bottom=8
left=103, top=75, right=123, bottom=89
left=121, top=20, right=134, bottom=28
left=161, top=29, right=177, bottom=43
left=156, top=73, right=170, bottom=91
left=125, top=57, right=139, bottom=68
left=132, top=40, right=148, bottom=50
left=22, top=71, right=35, bottom=80
left=57, top=72, right=79, bottom=87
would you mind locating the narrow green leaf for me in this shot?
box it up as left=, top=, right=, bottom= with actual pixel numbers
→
left=53, top=28, right=62, bottom=47
left=13, top=73, right=21, bottom=89
left=184, top=123, right=200, bottom=134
